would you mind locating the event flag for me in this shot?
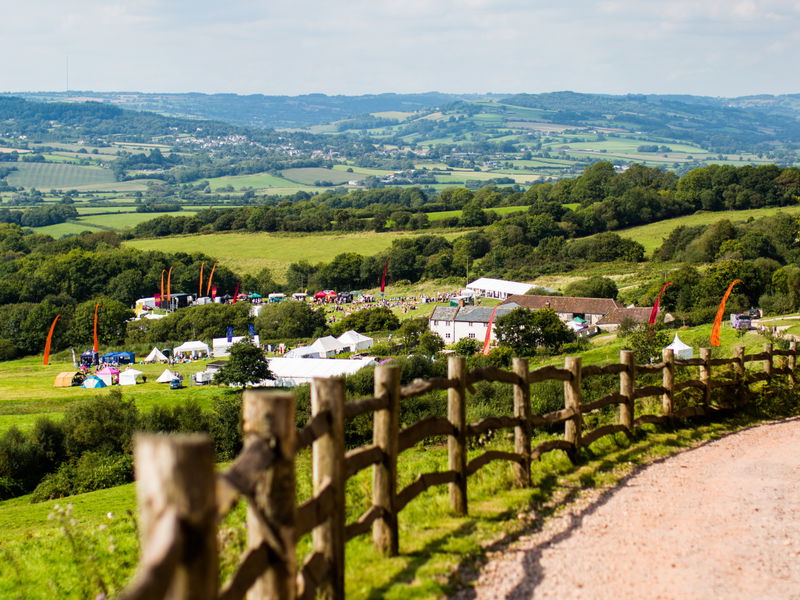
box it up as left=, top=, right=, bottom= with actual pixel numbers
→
left=160, top=269, right=165, bottom=306
left=649, top=282, right=673, bottom=325
left=233, top=283, right=240, bottom=304
left=43, top=314, right=61, bottom=366
left=206, top=263, right=217, bottom=296
left=154, top=293, right=161, bottom=307
left=199, top=262, right=205, bottom=298
left=166, top=266, right=174, bottom=302
left=227, top=326, right=234, bottom=343
left=92, top=303, right=100, bottom=353
left=710, top=279, right=743, bottom=346
left=248, top=324, right=256, bottom=337
left=380, top=260, right=388, bottom=293
left=482, top=305, right=500, bottom=355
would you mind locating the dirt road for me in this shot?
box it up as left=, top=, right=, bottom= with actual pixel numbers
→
left=458, top=418, right=800, bottom=599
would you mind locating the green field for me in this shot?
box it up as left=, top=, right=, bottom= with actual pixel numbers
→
left=1, top=162, right=117, bottom=190
left=615, top=205, right=800, bottom=254
left=75, top=210, right=196, bottom=229
left=426, top=205, right=528, bottom=221
left=204, top=172, right=312, bottom=192
left=124, top=230, right=465, bottom=279
left=28, top=222, right=106, bottom=237
left=545, top=138, right=709, bottom=155
left=282, top=167, right=359, bottom=185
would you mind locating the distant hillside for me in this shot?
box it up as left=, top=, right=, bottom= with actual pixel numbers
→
left=7, top=91, right=473, bottom=129
left=500, top=91, right=800, bottom=152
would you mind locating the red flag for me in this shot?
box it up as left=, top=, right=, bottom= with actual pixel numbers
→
left=211, top=286, right=217, bottom=299
left=482, top=305, right=500, bottom=355
left=43, top=314, right=61, bottom=365
left=380, top=260, right=389, bottom=293
left=710, top=279, right=743, bottom=346
left=92, top=303, right=100, bottom=353
left=233, top=282, right=240, bottom=303
left=649, top=282, right=673, bottom=325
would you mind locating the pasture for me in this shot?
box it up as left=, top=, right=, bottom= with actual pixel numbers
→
left=426, top=205, right=528, bottom=221
left=1, top=162, right=116, bottom=190
left=281, top=167, right=359, bottom=185
left=204, top=171, right=312, bottom=192
left=124, top=230, right=466, bottom=279
left=615, top=205, right=800, bottom=254
left=28, top=222, right=106, bottom=237
left=75, top=210, right=197, bottom=230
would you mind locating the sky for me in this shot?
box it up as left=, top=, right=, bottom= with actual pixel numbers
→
left=1, top=0, right=799, bottom=97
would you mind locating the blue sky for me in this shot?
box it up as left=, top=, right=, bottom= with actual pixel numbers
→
left=2, top=0, right=798, bottom=96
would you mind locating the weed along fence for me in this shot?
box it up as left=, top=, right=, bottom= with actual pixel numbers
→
left=119, top=341, right=798, bottom=600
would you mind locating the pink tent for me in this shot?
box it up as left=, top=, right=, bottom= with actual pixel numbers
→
left=97, top=367, right=120, bottom=375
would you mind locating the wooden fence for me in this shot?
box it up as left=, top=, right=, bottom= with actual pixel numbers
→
left=119, top=341, right=798, bottom=600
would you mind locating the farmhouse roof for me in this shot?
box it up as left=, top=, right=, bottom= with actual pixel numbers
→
left=430, top=306, right=459, bottom=321
left=597, top=307, right=653, bottom=325
left=501, top=295, right=621, bottom=315
left=453, top=305, right=515, bottom=323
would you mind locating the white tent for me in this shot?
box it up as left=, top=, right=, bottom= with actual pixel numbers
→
left=173, top=341, right=210, bottom=356
left=119, top=368, right=144, bottom=386
left=156, top=369, right=177, bottom=383
left=311, top=336, right=347, bottom=358
left=144, top=347, right=168, bottom=363
left=336, top=330, right=374, bottom=352
left=261, top=357, right=377, bottom=387
left=285, top=345, right=321, bottom=358
left=665, top=333, right=693, bottom=360
left=466, top=277, right=534, bottom=300
left=212, top=335, right=260, bottom=358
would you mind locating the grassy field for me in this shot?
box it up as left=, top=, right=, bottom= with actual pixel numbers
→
left=124, top=230, right=466, bottom=279
left=281, top=167, right=358, bottom=185
left=27, top=222, right=106, bottom=237
left=615, top=205, right=800, bottom=254
left=1, top=162, right=116, bottom=190
left=75, top=211, right=196, bottom=229
left=0, top=321, right=788, bottom=598
left=427, top=205, right=528, bottom=221
left=204, top=172, right=312, bottom=192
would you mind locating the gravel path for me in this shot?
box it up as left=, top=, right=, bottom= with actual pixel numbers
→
left=456, top=418, right=800, bottom=600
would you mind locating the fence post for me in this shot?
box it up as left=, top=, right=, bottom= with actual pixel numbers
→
left=131, top=433, right=218, bottom=600
left=734, top=346, right=746, bottom=391
left=373, top=365, right=400, bottom=556
left=448, top=355, right=468, bottom=516
left=699, top=348, right=712, bottom=405
left=662, top=348, right=674, bottom=417
left=764, top=342, right=773, bottom=381
left=512, top=357, right=531, bottom=487
left=243, top=391, right=296, bottom=600
left=619, top=350, right=634, bottom=430
left=311, top=378, right=346, bottom=600
left=563, top=356, right=582, bottom=460
left=789, top=341, right=797, bottom=388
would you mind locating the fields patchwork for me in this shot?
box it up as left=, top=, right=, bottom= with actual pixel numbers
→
left=2, top=162, right=117, bottom=190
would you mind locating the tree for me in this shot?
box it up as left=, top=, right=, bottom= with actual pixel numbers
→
left=214, top=340, right=273, bottom=387
left=453, top=337, right=482, bottom=356
left=564, top=276, right=618, bottom=299
left=397, top=317, right=429, bottom=350
left=255, top=301, right=327, bottom=339
left=417, top=331, right=444, bottom=356
left=68, top=297, right=134, bottom=348
left=494, top=308, right=575, bottom=356
left=620, top=324, right=671, bottom=363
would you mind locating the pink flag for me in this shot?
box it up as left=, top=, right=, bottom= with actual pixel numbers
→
left=649, top=282, right=673, bottom=325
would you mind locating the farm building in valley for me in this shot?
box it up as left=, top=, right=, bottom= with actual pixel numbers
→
left=429, top=305, right=516, bottom=344
left=499, top=295, right=622, bottom=325
left=596, top=307, right=674, bottom=332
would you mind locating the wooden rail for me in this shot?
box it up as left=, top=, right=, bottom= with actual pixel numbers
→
left=120, top=341, right=797, bottom=600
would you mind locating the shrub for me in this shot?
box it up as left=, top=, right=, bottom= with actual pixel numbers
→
left=211, top=395, right=243, bottom=461
left=0, top=426, right=42, bottom=492
left=61, top=390, right=139, bottom=457
left=31, top=452, right=133, bottom=502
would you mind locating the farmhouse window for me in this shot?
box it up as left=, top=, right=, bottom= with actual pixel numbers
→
left=468, top=333, right=476, bottom=339
left=445, top=333, right=451, bottom=339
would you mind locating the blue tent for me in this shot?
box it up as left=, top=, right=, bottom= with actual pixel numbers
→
left=100, top=351, right=136, bottom=365
left=81, top=376, right=107, bottom=389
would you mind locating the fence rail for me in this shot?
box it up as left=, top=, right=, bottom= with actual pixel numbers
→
left=119, top=341, right=797, bottom=600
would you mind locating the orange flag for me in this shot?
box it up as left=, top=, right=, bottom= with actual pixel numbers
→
left=160, top=269, right=165, bottom=306
left=710, top=279, right=742, bottom=346
left=482, top=305, right=500, bottom=355
left=206, top=263, right=217, bottom=296
left=92, top=303, right=100, bottom=353
left=43, top=314, right=61, bottom=365
left=166, top=266, right=174, bottom=302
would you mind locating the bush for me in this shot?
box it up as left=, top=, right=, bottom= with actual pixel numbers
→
left=0, top=426, right=42, bottom=492
left=61, top=390, right=139, bottom=457
left=211, top=395, right=243, bottom=460
left=31, top=452, right=133, bottom=502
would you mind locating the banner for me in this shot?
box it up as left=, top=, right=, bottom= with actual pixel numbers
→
left=160, top=269, right=165, bottom=306
left=211, top=286, right=217, bottom=299
left=227, top=326, right=234, bottom=343
left=710, top=279, right=743, bottom=346
left=154, top=293, right=161, bottom=308
left=43, top=314, right=61, bottom=366
left=92, top=303, right=100, bottom=353
left=166, top=266, right=174, bottom=302
left=233, top=282, right=240, bottom=303
left=380, top=260, right=389, bottom=294
left=206, top=263, right=217, bottom=296
left=649, top=282, right=673, bottom=325
left=482, top=305, right=500, bottom=355
left=249, top=324, right=256, bottom=337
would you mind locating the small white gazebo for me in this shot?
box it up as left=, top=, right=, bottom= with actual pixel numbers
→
left=664, top=333, right=693, bottom=360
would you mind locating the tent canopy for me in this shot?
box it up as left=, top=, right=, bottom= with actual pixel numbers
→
left=156, top=369, right=177, bottom=383
left=173, top=341, right=210, bottom=355
left=81, top=376, right=107, bottom=389
left=665, top=333, right=693, bottom=360
left=144, top=347, right=168, bottom=363
left=97, top=367, right=120, bottom=375
left=54, top=372, right=78, bottom=388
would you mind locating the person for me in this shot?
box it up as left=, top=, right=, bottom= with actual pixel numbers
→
left=142, top=375, right=147, bottom=384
